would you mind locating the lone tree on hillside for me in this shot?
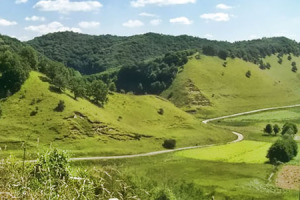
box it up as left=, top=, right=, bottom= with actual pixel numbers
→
left=292, top=65, right=298, bottom=72
left=54, top=100, right=65, bottom=112
left=287, top=54, right=292, bottom=61
left=245, top=70, right=251, bottom=78
left=273, top=124, right=280, bottom=135
left=281, top=122, right=298, bottom=136
left=264, top=124, right=273, bottom=135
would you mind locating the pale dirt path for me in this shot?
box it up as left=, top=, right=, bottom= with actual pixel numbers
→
left=70, top=132, right=244, bottom=161
left=59, top=104, right=300, bottom=161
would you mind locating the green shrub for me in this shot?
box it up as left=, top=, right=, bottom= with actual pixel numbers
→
left=281, top=122, right=298, bottom=135
left=267, top=138, right=298, bottom=163
left=54, top=100, right=65, bottom=112
left=162, top=139, right=176, bottom=149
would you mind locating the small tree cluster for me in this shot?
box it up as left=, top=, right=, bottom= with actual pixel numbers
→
left=263, top=124, right=280, bottom=135
left=267, top=137, right=298, bottom=163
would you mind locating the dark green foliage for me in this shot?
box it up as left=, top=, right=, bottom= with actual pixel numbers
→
left=162, top=139, right=176, bottom=149
left=20, top=46, right=38, bottom=70
left=245, top=70, right=251, bottom=78
left=267, top=137, right=298, bottom=163
left=202, top=46, right=216, bottom=56
left=291, top=61, right=296, bottom=67
left=117, top=51, right=191, bottom=94
left=158, top=108, right=164, bottom=115
left=28, top=32, right=300, bottom=74
left=264, top=124, right=273, bottom=135
left=69, top=77, right=86, bottom=99
left=0, top=104, right=2, bottom=118
left=273, top=124, right=280, bottom=135
left=223, top=62, right=227, bottom=67
left=54, top=100, right=65, bottom=112
left=287, top=54, right=292, bottom=60
left=292, top=65, right=297, bottom=72
left=278, top=57, right=283, bottom=64
left=281, top=122, right=298, bottom=135
left=218, top=50, right=228, bottom=60
left=87, top=80, right=108, bottom=106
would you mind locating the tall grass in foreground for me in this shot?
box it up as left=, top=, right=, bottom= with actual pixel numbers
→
left=0, top=149, right=210, bottom=200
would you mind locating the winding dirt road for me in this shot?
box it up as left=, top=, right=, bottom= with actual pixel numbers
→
left=70, top=104, right=300, bottom=161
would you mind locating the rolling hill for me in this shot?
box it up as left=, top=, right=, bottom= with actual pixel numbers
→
left=162, top=54, right=300, bottom=118
left=0, top=71, right=234, bottom=158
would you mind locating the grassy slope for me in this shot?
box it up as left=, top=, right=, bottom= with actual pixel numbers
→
left=0, top=71, right=234, bottom=158
left=162, top=54, right=300, bottom=118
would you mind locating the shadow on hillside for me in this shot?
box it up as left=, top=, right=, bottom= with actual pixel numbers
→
left=39, top=76, right=51, bottom=83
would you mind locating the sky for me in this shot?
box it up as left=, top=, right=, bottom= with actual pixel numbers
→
left=0, top=0, right=300, bottom=42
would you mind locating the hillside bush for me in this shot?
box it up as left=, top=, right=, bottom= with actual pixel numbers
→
left=54, top=100, right=65, bottom=112
left=162, top=139, right=176, bottom=149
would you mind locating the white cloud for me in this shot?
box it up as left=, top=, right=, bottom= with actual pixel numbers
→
left=139, top=12, right=157, bottom=17
left=200, top=13, right=230, bottom=22
left=204, top=34, right=213, bottom=39
left=25, top=21, right=81, bottom=34
left=122, top=20, right=144, bottom=28
left=0, top=18, right=17, bottom=26
left=78, top=21, right=100, bottom=28
left=25, top=16, right=46, bottom=22
left=216, top=3, right=232, bottom=10
left=150, top=19, right=161, bottom=26
left=170, top=17, right=193, bottom=25
left=15, top=0, right=28, bottom=4
left=34, top=0, right=102, bottom=13
left=131, top=0, right=196, bottom=7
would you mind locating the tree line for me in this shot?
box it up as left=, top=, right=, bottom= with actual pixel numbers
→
left=28, top=32, right=300, bottom=75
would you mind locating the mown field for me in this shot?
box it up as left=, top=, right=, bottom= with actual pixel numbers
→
left=176, top=140, right=271, bottom=164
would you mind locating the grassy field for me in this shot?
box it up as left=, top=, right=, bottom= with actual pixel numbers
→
left=176, top=140, right=271, bottom=164
left=0, top=71, right=234, bottom=158
left=162, top=54, right=300, bottom=118
left=73, top=153, right=298, bottom=200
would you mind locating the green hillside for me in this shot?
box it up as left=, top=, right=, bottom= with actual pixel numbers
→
left=162, top=54, right=300, bottom=118
left=28, top=32, right=300, bottom=74
left=0, top=71, right=234, bottom=158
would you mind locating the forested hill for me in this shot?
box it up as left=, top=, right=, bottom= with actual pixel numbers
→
left=28, top=32, right=300, bottom=75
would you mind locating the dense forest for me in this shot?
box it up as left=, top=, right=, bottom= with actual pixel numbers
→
left=28, top=32, right=300, bottom=75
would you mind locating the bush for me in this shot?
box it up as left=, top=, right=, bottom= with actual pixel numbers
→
left=245, top=70, right=251, bottom=78
left=54, top=100, right=65, bottom=112
left=292, top=65, right=298, bottom=72
left=264, top=124, right=273, bottom=135
left=267, top=138, right=298, bottom=163
left=273, top=124, right=280, bottom=135
left=158, top=108, right=164, bottom=115
left=281, top=122, right=298, bottom=135
left=162, top=139, right=176, bottom=149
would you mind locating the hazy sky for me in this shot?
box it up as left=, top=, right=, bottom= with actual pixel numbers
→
left=0, top=0, right=299, bottom=42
